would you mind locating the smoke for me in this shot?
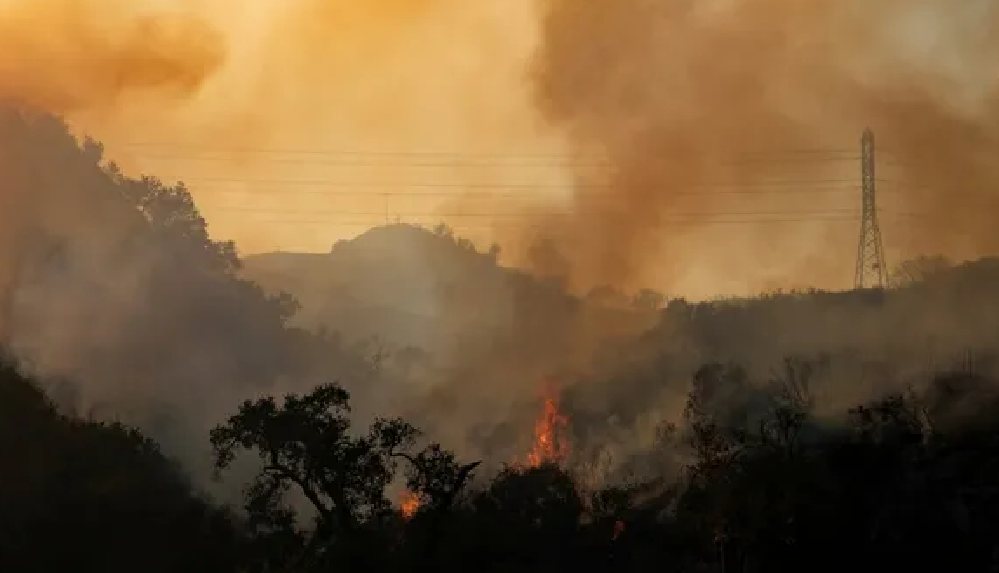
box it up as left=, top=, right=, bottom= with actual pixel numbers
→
left=231, top=0, right=999, bottom=477
left=242, top=224, right=659, bottom=472
left=0, top=0, right=224, bottom=111
left=55, top=0, right=558, bottom=257
left=0, top=1, right=563, bottom=496
left=562, top=258, right=999, bottom=484
left=0, top=108, right=391, bottom=503
left=529, top=0, right=999, bottom=294
left=6, top=0, right=999, bottom=497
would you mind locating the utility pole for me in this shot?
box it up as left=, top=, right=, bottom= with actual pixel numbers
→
left=854, top=128, right=888, bottom=289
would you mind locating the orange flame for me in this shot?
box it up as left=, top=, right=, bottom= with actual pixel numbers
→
left=526, top=384, right=571, bottom=467
left=399, top=490, right=421, bottom=520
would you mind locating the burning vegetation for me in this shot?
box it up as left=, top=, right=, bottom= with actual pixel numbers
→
left=399, top=490, right=422, bottom=521
left=526, top=383, right=572, bottom=468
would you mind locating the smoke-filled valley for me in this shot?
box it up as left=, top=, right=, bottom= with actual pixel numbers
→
left=6, top=1, right=999, bottom=571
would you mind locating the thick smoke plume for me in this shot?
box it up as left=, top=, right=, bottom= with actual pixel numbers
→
left=58, top=0, right=554, bottom=256
left=0, top=1, right=560, bottom=494
left=531, top=0, right=999, bottom=293
left=7, top=0, right=999, bottom=499
left=0, top=0, right=224, bottom=111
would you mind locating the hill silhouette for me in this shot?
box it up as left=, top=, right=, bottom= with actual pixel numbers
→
left=244, top=224, right=653, bottom=356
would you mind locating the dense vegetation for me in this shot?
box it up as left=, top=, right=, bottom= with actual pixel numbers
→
left=0, top=360, right=242, bottom=572
left=4, top=353, right=999, bottom=572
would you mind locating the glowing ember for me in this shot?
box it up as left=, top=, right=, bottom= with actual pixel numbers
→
left=526, top=384, right=571, bottom=467
left=612, top=520, right=626, bottom=541
left=399, top=490, right=421, bottom=520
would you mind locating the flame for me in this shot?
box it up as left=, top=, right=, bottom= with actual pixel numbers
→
left=526, top=384, right=571, bottom=467
left=399, top=490, right=421, bottom=520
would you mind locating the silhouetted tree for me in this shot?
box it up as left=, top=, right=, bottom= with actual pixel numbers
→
left=890, top=254, right=952, bottom=286
left=631, top=288, right=666, bottom=311
left=211, top=383, right=477, bottom=570
left=440, top=464, right=585, bottom=573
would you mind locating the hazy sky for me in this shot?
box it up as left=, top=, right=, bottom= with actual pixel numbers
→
left=32, top=0, right=857, bottom=298
left=49, top=1, right=572, bottom=256
left=6, top=0, right=999, bottom=298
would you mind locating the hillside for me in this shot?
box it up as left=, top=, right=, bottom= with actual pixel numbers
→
left=562, top=256, right=999, bottom=481
left=243, top=224, right=661, bottom=460
left=244, top=225, right=654, bottom=357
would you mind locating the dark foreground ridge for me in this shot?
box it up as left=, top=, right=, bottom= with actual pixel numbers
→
left=4, top=353, right=999, bottom=572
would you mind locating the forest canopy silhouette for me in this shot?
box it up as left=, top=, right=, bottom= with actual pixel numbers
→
left=6, top=325, right=999, bottom=571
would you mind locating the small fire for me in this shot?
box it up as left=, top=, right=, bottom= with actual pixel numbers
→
left=612, top=520, right=626, bottom=541
left=399, top=490, right=421, bottom=520
left=526, top=383, right=571, bottom=467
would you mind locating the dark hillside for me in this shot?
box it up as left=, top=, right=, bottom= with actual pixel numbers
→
left=0, top=359, right=242, bottom=572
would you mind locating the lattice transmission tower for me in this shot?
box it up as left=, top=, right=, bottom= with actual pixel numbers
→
left=854, top=128, right=888, bottom=289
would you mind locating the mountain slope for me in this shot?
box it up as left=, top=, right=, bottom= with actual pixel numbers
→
left=244, top=224, right=651, bottom=356
left=243, top=224, right=658, bottom=460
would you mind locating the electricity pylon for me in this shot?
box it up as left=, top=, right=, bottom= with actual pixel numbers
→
left=854, top=128, right=888, bottom=289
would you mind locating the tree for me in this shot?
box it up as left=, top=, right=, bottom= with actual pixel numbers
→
left=452, top=464, right=585, bottom=572
left=760, top=357, right=818, bottom=457
left=210, top=383, right=477, bottom=570
left=890, top=255, right=952, bottom=286
left=432, top=222, right=455, bottom=240
left=487, top=243, right=502, bottom=263
left=631, top=288, right=666, bottom=311
left=106, top=168, right=241, bottom=275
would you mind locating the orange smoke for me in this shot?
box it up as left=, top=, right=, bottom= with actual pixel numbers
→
left=526, top=383, right=571, bottom=467
left=399, top=490, right=421, bottom=520
left=530, top=0, right=999, bottom=294
left=0, top=0, right=224, bottom=112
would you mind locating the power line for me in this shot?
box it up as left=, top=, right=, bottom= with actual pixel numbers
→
left=237, top=217, right=862, bottom=229
left=119, top=145, right=865, bottom=177
left=159, top=174, right=863, bottom=190
left=218, top=207, right=860, bottom=218
left=133, top=154, right=615, bottom=169
left=122, top=142, right=613, bottom=161
left=130, top=153, right=861, bottom=169
left=122, top=142, right=859, bottom=160
left=186, top=185, right=862, bottom=199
